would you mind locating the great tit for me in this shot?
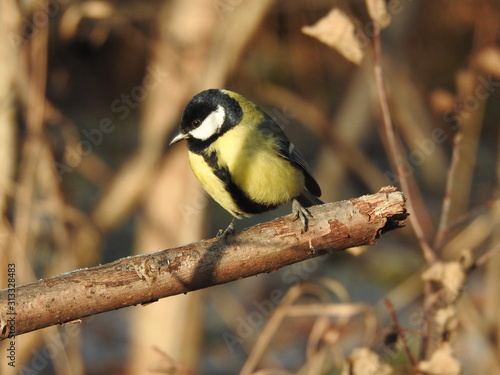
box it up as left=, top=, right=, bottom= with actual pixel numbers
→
left=170, top=89, right=323, bottom=236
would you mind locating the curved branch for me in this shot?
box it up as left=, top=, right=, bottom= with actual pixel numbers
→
left=0, top=186, right=407, bottom=339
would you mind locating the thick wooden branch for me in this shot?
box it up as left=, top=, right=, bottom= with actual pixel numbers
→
left=0, top=187, right=407, bottom=339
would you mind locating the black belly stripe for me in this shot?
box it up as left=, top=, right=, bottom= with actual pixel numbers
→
left=202, top=151, right=278, bottom=216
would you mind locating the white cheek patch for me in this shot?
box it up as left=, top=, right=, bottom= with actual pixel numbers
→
left=189, top=105, right=226, bottom=141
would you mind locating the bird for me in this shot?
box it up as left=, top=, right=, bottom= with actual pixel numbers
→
left=169, top=89, right=323, bottom=236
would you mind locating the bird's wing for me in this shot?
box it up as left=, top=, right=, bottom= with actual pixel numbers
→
left=258, top=113, right=322, bottom=198
left=274, top=138, right=322, bottom=198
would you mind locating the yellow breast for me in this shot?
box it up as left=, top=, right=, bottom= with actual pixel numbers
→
left=188, top=119, right=305, bottom=217
left=216, top=124, right=304, bottom=203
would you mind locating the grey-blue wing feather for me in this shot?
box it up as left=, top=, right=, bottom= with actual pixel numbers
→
left=258, top=113, right=322, bottom=201
left=274, top=139, right=322, bottom=198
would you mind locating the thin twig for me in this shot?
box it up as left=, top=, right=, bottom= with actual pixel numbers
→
left=469, top=242, right=500, bottom=272
left=437, top=195, right=499, bottom=247
left=419, top=282, right=433, bottom=361
left=384, top=299, right=420, bottom=373
left=434, top=133, right=463, bottom=250
left=371, top=25, right=436, bottom=265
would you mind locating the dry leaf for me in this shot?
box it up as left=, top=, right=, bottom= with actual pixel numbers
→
left=302, top=8, right=364, bottom=65
left=434, top=306, right=458, bottom=339
left=365, top=0, right=391, bottom=28
left=418, top=342, right=461, bottom=375
left=341, top=347, right=393, bottom=375
left=422, top=261, right=466, bottom=303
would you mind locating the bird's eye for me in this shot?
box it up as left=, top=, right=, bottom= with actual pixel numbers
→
left=192, top=119, right=202, bottom=128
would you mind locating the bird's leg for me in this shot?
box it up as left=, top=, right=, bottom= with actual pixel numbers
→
left=292, top=198, right=312, bottom=232
left=217, top=217, right=236, bottom=237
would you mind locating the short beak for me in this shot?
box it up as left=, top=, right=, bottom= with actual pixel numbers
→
left=169, top=132, right=189, bottom=145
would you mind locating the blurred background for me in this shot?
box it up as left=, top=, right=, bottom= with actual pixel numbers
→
left=0, top=0, right=499, bottom=374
